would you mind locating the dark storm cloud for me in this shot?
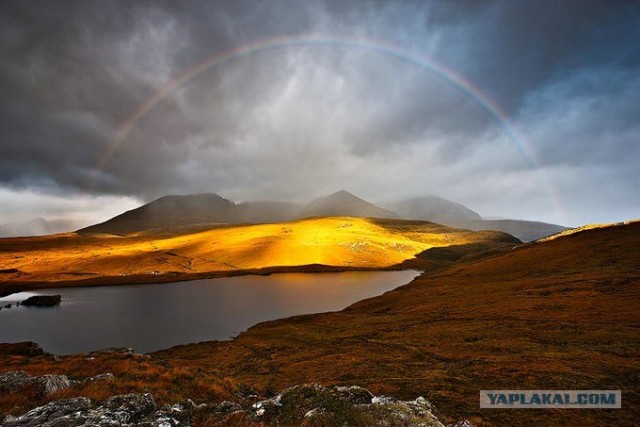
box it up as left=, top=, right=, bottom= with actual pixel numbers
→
left=0, top=0, right=639, bottom=226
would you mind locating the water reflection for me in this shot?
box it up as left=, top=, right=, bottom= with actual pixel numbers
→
left=0, top=271, right=418, bottom=354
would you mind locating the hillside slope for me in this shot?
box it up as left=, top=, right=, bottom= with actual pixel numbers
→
left=463, top=218, right=568, bottom=242
left=154, top=220, right=640, bottom=426
left=0, top=217, right=517, bottom=293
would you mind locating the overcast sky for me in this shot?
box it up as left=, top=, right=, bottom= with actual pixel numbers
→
left=1, top=0, right=638, bottom=227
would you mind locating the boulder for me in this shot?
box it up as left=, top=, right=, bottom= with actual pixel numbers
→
left=0, top=371, right=32, bottom=393
left=0, top=371, right=70, bottom=396
left=333, top=385, right=374, bottom=404
left=2, top=397, right=91, bottom=426
left=3, top=393, right=180, bottom=427
left=80, top=372, right=115, bottom=385
left=32, top=374, right=72, bottom=395
left=20, top=295, right=61, bottom=307
left=102, top=392, right=157, bottom=420
left=0, top=370, right=113, bottom=397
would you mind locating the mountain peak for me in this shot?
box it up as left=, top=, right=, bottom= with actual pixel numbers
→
left=301, top=191, right=398, bottom=219
left=320, top=190, right=366, bottom=202
left=330, top=189, right=356, bottom=197
left=79, top=193, right=239, bottom=235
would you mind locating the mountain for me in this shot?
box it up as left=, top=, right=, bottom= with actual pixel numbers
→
left=388, top=196, right=567, bottom=241
left=0, top=218, right=88, bottom=238
left=300, top=190, right=398, bottom=219
left=79, top=193, right=239, bottom=235
left=77, top=190, right=566, bottom=241
left=462, top=219, right=568, bottom=242
left=389, top=195, right=482, bottom=225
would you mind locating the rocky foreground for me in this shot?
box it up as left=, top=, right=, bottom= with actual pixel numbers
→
left=1, top=371, right=469, bottom=427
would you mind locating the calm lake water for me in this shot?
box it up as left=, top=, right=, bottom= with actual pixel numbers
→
left=0, top=271, right=418, bottom=355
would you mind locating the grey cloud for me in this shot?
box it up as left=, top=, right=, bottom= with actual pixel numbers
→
left=0, top=0, right=638, bottom=226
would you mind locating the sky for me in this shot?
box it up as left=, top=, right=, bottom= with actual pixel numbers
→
left=0, top=0, right=639, bottom=227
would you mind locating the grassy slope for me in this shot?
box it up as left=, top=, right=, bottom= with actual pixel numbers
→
left=0, top=217, right=515, bottom=293
left=153, top=220, right=640, bottom=426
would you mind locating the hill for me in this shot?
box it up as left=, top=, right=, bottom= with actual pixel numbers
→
left=0, top=217, right=518, bottom=293
left=2, top=221, right=637, bottom=426
left=300, top=190, right=398, bottom=219
left=78, top=194, right=239, bottom=235
left=389, top=195, right=482, bottom=225
left=462, top=218, right=568, bottom=242
left=388, top=196, right=568, bottom=241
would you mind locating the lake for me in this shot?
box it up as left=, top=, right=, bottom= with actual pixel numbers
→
left=0, top=271, right=418, bottom=355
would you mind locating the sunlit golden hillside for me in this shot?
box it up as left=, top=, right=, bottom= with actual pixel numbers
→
left=0, top=217, right=517, bottom=293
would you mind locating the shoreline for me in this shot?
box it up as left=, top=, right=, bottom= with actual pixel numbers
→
left=0, top=263, right=420, bottom=298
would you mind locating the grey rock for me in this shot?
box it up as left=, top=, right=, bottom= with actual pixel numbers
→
left=303, top=407, right=325, bottom=418
left=3, top=383, right=469, bottom=426
left=0, top=371, right=71, bottom=396
left=0, top=371, right=32, bottom=393
left=34, top=375, right=72, bottom=395
left=371, top=395, right=397, bottom=404
left=21, top=295, right=61, bottom=307
left=213, top=400, right=242, bottom=413
left=184, top=399, right=208, bottom=411
left=250, top=394, right=282, bottom=418
left=333, top=385, right=374, bottom=404
left=2, top=397, right=91, bottom=426
left=102, top=392, right=157, bottom=420
left=81, top=373, right=114, bottom=385
left=2, top=393, right=183, bottom=427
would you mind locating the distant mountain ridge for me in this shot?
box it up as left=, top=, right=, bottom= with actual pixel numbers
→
left=461, top=219, right=568, bottom=242
left=388, top=195, right=482, bottom=226
left=77, top=190, right=568, bottom=241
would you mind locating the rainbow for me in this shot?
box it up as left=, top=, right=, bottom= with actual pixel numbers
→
left=96, top=34, right=565, bottom=219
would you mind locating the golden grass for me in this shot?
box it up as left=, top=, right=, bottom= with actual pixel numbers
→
left=0, top=217, right=512, bottom=289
